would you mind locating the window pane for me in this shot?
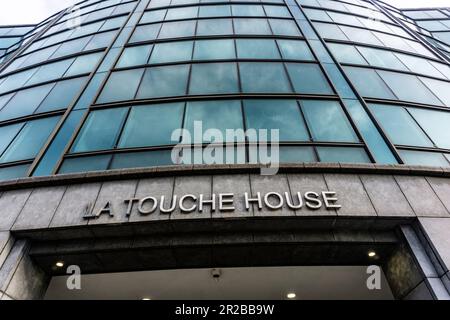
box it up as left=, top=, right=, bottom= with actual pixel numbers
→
left=159, top=21, right=196, bottom=39
left=369, top=104, right=433, bottom=147
left=189, top=63, right=239, bottom=94
left=65, top=52, right=102, bottom=77
left=240, top=62, right=292, bottom=93
left=118, top=103, right=184, bottom=148
left=0, top=93, right=13, bottom=111
left=149, top=41, right=193, bottom=63
left=269, top=19, right=301, bottom=36
left=234, top=18, right=272, bottom=35
left=111, top=150, right=175, bottom=169
left=328, top=43, right=367, bottom=65
left=314, top=22, right=348, bottom=40
left=232, top=5, right=265, bottom=17
left=184, top=100, right=243, bottom=143
left=0, top=123, right=23, bottom=156
left=166, top=6, right=198, bottom=20
left=199, top=5, right=231, bottom=18
left=357, top=47, right=408, bottom=71
left=419, top=77, right=450, bottom=107
left=408, top=108, right=450, bottom=149
left=130, top=24, right=161, bottom=43
left=286, top=63, right=333, bottom=94
left=38, top=77, right=86, bottom=113
left=244, top=100, right=309, bottom=142
left=279, top=147, right=316, bottom=163
left=395, top=53, right=443, bottom=78
left=59, top=155, right=111, bottom=174
left=301, top=100, right=358, bottom=142
left=136, top=65, right=190, bottom=99
left=0, top=84, right=54, bottom=121
left=344, top=67, right=396, bottom=99
left=84, top=31, right=116, bottom=51
left=264, top=5, right=291, bottom=18
left=400, top=150, right=450, bottom=167
left=340, top=26, right=383, bottom=46
left=236, top=39, right=280, bottom=59
left=378, top=71, right=443, bottom=106
left=193, top=39, right=235, bottom=60
left=0, top=164, right=30, bottom=180
left=97, top=69, right=144, bottom=103
left=141, top=10, right=166, bottom=23
left=0, top=68, right=36, bottom=94
left=277, top=40, right=314, bottom=60
left=317, top=147, right=371, bottom=163
left=26, top=59, right=73, bottom=85
left=197, top=19, right=233, bottom=36
left=72, top=108, right=128, bottom=153
left=0, top=116, right=60, bottom=163
left=116, top=45, right=153, bottom=68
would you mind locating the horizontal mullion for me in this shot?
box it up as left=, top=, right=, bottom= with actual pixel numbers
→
left=91, top=94, right=341, bottom=109
left=65, top=142, right=366, bottom=158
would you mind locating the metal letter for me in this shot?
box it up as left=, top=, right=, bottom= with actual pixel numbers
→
left=305, top=192, right=322, bottom=210
left=199, top=194, right=216, bottom=212
left=322, top=191, right=341, bottom=209
left=124, top=198, right=139, bottom=217
left=160, top=195, right=177, bottom=214
left=179, top=194, right=197, bottom=213
left=285, top=192, right=303, bottom=210
left=138, top=197, right=158, bottom=215
left=244, top=192, right=262, bottom=210
left=219, top=193, right=235, bottom=211
left=264, top=192, right=284, bottom=210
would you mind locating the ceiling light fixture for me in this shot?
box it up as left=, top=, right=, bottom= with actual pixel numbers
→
left=55, top=261, right=64, bottom=268
left=368, top=251, right=377, bottom=258
left=286, top=292, right=296, bottom=299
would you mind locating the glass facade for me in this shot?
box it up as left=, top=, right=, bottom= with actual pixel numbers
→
left=1, top=0, right=450, bottom=181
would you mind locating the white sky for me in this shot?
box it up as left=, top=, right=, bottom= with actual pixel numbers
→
left=0, top=0, right=449, bottom=25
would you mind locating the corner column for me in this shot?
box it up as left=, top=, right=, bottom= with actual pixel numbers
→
left=384, top=225, right=450, bottom=300
left=0, top=232, right=49, bottom=300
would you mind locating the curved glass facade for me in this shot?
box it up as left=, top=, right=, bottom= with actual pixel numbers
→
left=0, top=0, right=450, bottom=181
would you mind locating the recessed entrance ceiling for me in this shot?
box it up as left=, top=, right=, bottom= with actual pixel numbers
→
left=45, top=266, right=393, bottom=300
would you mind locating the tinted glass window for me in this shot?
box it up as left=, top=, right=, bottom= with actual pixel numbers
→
left=72, top=108, right=128, bottom=152
left=117, top=45, right=153, bottom=68
left=400, top=150, right=450, bottom=167
left=378, top=71, right=443, bottom=106
left=193, top=39, right=235, bottom=60
left=0, top=123, right=23, bottom=156
left=0, top=84, right=54, bottom=121
left=317, top=147, right=370, bottom=163
left=301, top=100, right=358, bottom=143
left=98, top=69, right=144, bottom=103
left=159, top=21, right=196, bottom=39
left=38, top=77, right=86, bottom=113
left=197, top=19, right=233, bottom=36
left=0, top=116, right=60, bottom=163
left=240, top=62, right=292, bottom=93
left=137, top=65, right=190, bottom=99
left=234, top=18, right=272, bottom=35
left=277, top=40, right=314, bottom=60
left=244, top=100, right=309, bottom=142
left=150, top=41, right=193, bottom=63
left=236, top=39, right=280, bottom=59
left=286, top=63, right=333, bottom=94
left=369, top=104, right=433, bottom=147
left=269, top=19, right=301, bottom=36
left=409, top=108, right=450, bottom=149
left=184, top=100, right=244, bottom=143
left=189, top=63, right=239, bottom=94
left=344, top=67, right=396, bottom=99
left=119, top=103, right=184, bottom=148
